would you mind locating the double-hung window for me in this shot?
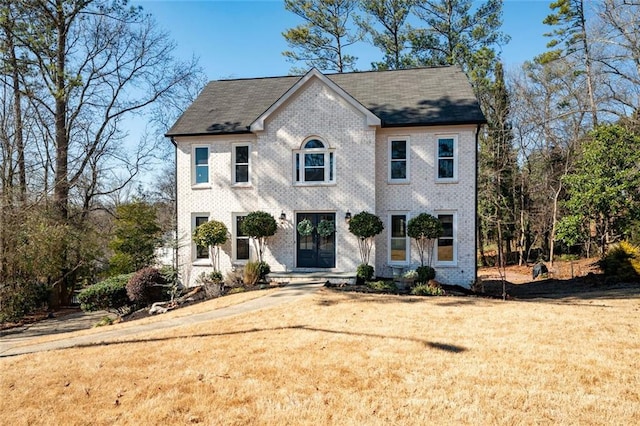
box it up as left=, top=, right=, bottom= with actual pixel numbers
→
left=232, top=144, right=250, bottom=185
left=193, top=146, right=209, bottom=185
left=436, top=213, right=456, bottom=264
left=234, top=214, right=250, bottom=261
left=389, top=214, right=409, bottom=263
left=294, top=139, right=335, bottom=184
left=437, top=136, right=457, bottom=181
left=193, top=215, right=209, bottom=260
left=389, top=138, right=409, bottom=183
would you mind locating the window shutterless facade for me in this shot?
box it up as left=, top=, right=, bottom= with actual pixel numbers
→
left=437, top=135, right=457, bottom=181
left=232, top=144, right=250, bottom=185
left=389, top=213, right=409, bottom=263
left=234, top=214, right=250, bottom=261
left=436, top=213, right=456, bottom=264
left=193, top=146, right=210, bottom=185
left=193, top=215, right=209, bottom=260
left=388, top=138, right=409, bottom=183
left=293, top=138, right=335, bottom=184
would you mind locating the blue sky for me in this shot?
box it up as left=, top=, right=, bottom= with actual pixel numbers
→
left=133, top=0, right=554, bottom=80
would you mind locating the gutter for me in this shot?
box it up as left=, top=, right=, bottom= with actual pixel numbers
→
left=170, top=137, right=178, bottom=274
left=474, top=123, right=481, bottom=287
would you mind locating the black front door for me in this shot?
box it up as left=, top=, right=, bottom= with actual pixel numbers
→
left=296, top=213, right=336, bottom=268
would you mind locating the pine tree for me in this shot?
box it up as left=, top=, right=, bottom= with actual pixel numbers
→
left=283, top=0, right=363, bottom=73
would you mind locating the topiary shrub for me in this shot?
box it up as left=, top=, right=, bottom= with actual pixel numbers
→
left=416, top=266, right=436, bottom=283
left=192, top=220, right=229, bottom=272
left=598, top=241, right=640, bottom=282
left=348, top=211, right=384, bottom=265
left=241, top=211, right=278, bottom=263
left=407, top=213, right=443, bottom=267
left=356, top=263, right=374, bottom=282
left=126, top=267, right=168, bottom=306
left=78, top=273, right=134, bottom=314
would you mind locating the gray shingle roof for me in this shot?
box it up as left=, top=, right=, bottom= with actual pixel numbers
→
left=166, top=66, right=486, bottom=136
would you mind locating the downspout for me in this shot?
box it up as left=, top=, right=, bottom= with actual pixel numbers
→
left=474, top=123, right=481, bottom=288
left=170, top=137, right=178, bottom=274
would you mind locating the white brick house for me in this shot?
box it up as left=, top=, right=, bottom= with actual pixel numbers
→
left=166, top=67, right=486, bottom=287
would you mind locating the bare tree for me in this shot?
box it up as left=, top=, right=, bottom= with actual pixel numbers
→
left=1, top=0, right=202, bottom=305
left=509, top=57, right=591, bottom=265
left=597, top=0, right=640, bottom=116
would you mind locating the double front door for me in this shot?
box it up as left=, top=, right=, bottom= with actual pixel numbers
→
left=296, top=213, right=336, bottom=268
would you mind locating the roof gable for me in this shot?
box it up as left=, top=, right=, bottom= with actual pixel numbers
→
left=250, top=68, right=381, bottom=132
left=166, top=66, right=486, bottom=137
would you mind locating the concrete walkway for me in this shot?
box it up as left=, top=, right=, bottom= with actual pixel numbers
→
left=0, top=281, right=324, bottom=358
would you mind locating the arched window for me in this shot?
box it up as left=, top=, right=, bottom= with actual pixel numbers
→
left=294, top=138, right=335, bottom=184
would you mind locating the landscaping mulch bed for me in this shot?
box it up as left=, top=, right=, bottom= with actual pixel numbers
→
left=481, top=274, right=640, bottom=299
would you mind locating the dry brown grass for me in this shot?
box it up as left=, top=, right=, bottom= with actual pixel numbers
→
left=2, top=288, right=639, bottom=425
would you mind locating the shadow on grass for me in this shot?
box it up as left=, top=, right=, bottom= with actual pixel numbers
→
left=319, top=289, right=453, bottom=306
left=2, top=325, right=467, bottom=358
left=325, top=276, right=640, bottom=303
left=320, top=287, right=488, bottom=306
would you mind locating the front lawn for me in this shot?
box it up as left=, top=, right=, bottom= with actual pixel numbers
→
left=1, top=285, right=638, bottom=424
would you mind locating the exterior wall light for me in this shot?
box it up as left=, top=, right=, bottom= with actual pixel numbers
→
left=279, top=211, right=287, bottom=223
left=345, top=210, right=351, bottom=223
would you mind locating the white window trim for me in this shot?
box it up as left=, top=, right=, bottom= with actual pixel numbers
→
left=388, top=212, right=410, bottom=265
left=293, top=138, right=336, bottom=186
left=192, top=145, right=211, bottom=188
left=436, top=134, right=458, bottom=183
left=232, top=143, right=252, bottom=187
left=191, top=213, right=210, bottom=265
left=388, top=137, right=410, bottom=184
left=435, top=210, right=457, bottom=266
left=232, top=213, right=251, bottom=263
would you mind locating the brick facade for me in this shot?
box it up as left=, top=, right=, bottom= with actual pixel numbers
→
left=174, top=74, right=479, bottom=288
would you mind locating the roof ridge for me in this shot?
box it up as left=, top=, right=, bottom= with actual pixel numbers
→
left=214, top=65, right=458, bottom=82
left=325, top=65, right=457, bottom=77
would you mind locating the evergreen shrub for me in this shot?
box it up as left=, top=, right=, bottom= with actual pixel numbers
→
left=78, top=273, right=133, bottom=313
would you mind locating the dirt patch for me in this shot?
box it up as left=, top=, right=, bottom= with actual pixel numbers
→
left=478, top=258, right=639, bottom=300
left=478, top=257, right=600, bottom=284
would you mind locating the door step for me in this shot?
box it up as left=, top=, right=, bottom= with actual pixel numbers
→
left=268, top=271, right=356, bottom=285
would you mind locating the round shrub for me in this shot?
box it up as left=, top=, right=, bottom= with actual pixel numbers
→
left=356, top=263, right=374, bottom=281
left=407, top=213, right=443, bottom=267
left=126, top=267, right=167, bottom=306
left=192, top=220, right=229, bottom=249
left=416, top=266, right=436, bottom=283
left=240, top=211, right=278, bottom=263
left=78, top=273, right=134, bottom=313
left=348, top=211, right=384, bottom=265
